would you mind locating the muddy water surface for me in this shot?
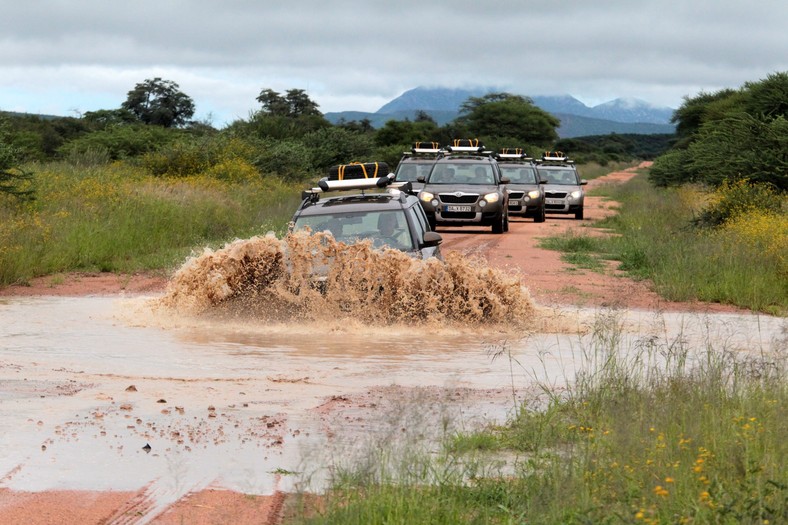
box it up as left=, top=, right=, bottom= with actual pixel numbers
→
left=1, top=234, right=785, bottom=521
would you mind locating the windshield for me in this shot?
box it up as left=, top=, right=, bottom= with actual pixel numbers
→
left=501, top=165, right=537, bottom=184
left=395, top=161, right=433, bottom=182
left=537, top=168, right=579, bottom=185
left=293, top=210, right=415, bottom=251
left=428, top=163, right=494, bottom=184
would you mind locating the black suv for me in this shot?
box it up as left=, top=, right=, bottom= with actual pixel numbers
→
left=495, top=149, right=546, bottom=222
left=393, top=141, right=443, bottom=195
left=417, top=139, right=510, bottom=233
left=291, top=162, right=443, bottom=259
left=535, top=152, right=587, bottom=220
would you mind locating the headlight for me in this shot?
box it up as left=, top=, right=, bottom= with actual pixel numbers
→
left=528, top=190, right=540, bottom=199
left=483, top=192, right=500, bottom=204
left=570, top=190, right=583, bottom=199
left=420, top=191, right=434, bottom=203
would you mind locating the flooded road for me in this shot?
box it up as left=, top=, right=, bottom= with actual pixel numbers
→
left=1, top=293, right=784, bottom=521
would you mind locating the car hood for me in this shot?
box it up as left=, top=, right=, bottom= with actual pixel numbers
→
left=505, top=183, right=540, bottom=191
left=543, top=183, right=582, bottom=192
left=423, top=183, right=501, bottom=194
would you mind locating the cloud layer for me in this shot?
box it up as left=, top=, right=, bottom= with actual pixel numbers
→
left=2, top=0, right=786, bottom=126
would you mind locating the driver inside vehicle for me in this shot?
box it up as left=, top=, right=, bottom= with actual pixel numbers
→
left=375, top=213, right=410, bottom=250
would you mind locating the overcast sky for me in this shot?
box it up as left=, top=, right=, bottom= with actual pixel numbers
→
left=2, top=0, right=787, bottom=127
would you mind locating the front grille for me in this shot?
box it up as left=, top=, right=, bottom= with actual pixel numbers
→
left=440, top=194, right=479, bottom=204
left=508, top=191, right=525, bottom=199
left=545, top=203, right=566, bottom=210
left=545, top=191, right=568, bottom=199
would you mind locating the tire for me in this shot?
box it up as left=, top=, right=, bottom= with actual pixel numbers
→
left=503, top=211, right=510, bottom=232
left=534, top=205, right=546, bottom=223
left=492, top=211, right=505, bottom=234
left=575, top=207, right=584, bottom=220
left=428, top=216, right=437, bottom=231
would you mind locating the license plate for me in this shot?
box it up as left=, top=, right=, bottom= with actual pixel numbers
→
left=546, top=199, right=564, bottom=205
left=509, top=200, right=520, bottom=206
left=445, top=205, right=472, bottom=212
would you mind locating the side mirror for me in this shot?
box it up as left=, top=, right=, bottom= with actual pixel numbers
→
left=539, top=178, right=547, bottom=184
left=417, top=175, right=426, bottom=183
left=581, top=179, right=588, bottom=185
left=421, top=231, right=443, bottom=247
left=500, top=177, right=510, bottom=184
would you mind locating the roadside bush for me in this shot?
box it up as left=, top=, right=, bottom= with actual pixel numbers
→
left=141, top=135, right=259, bottom=178
left=252, top=138, right=314, bottom=181
left=302, top=127, right=375, bottom=171
left=59, top=124, right=176, bottom=160
left=648, top=149, right=691, bottom=187
left=692, top=178, right=785, bottom=228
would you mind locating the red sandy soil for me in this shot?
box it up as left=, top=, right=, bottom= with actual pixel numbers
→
left=0, top=162, right=748, bottom=524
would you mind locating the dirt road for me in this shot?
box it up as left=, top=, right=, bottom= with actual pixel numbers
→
left=0, top=162, right=752, bottom=524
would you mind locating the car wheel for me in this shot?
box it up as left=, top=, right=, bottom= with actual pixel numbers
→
left=492, top=212, right=505, bottom=234
left=503, top=211, right=510, bottom=232
left=575, top=207, right=584, bottom=220
left=534, top=205, right=546, bottom=223
left=428, top=216, right=437, bottom=231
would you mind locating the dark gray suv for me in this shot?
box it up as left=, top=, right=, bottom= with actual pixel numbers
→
left=292, top=163, right=443, bottom=259
left=417, top=140, right=510, bottom=234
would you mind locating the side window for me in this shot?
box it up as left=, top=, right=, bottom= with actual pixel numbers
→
left=408, top=205, right=428, bottom=243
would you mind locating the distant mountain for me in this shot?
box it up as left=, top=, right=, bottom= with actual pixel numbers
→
left=590, top=97, right=675, bottom=125
left=324, top=86, right=676, bottom=137
left=553, top=113, right=675, bottom=138
left=376, top=86, right=493, bottom=113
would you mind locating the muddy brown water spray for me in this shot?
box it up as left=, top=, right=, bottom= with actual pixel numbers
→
left=156, top=231, right=534, bottom=326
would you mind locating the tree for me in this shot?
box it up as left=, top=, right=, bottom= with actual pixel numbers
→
left=256, top=89, right=290, bottom=116
left=121, top=78, right=196, bottom=128
left=458, top=93, right=559, bottom=147
left=256, top=88, right=322, bottom=117
left=670, top=89, right=738, bottom=148
left=0, top=118, right=34, bottom=200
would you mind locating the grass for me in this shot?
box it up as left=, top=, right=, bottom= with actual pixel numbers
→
left=539, top=172, right=788, bottom=315
left=286, top=312, right=787, bottom=524
left=538, top=233, right=609, bottom=272
left=0, top=161, right=304, bottom=285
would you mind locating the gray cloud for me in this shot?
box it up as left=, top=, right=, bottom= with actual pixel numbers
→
left=2, top=0, right=786, bottom=124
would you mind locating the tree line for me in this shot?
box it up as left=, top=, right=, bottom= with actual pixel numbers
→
left=2, top=76, right=676, bottom=199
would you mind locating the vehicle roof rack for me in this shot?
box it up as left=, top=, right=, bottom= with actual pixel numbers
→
left=445, top=138, right=486, bottom=154
left=535, top=151, right=574, bottom=165
left=496, top=148, right=533, bottom=161
left=411, top=141, right=442, bottom=154
left=301, top=176, right=413, bottom=203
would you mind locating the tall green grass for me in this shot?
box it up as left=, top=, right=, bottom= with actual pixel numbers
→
left=543, top=173, right=787, bottom=314
left=289, top=314, right=787, bottom=524
left=0, top=161, right=303, bottom=285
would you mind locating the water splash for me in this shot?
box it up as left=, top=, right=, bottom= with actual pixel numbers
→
left=155, top=231, right=534, bottom=327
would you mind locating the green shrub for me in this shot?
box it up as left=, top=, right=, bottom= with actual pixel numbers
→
left=692, top=178, right=785, bottom=228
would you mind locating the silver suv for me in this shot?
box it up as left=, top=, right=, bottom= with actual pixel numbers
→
left=496, top=149, right=546, bottom=223
left=535, top=152, right=587, bottom=220
left=417, top=140, right=510, bottom=233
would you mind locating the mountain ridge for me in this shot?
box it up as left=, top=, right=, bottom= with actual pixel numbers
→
left=325, top=86, right=676, bottom=138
